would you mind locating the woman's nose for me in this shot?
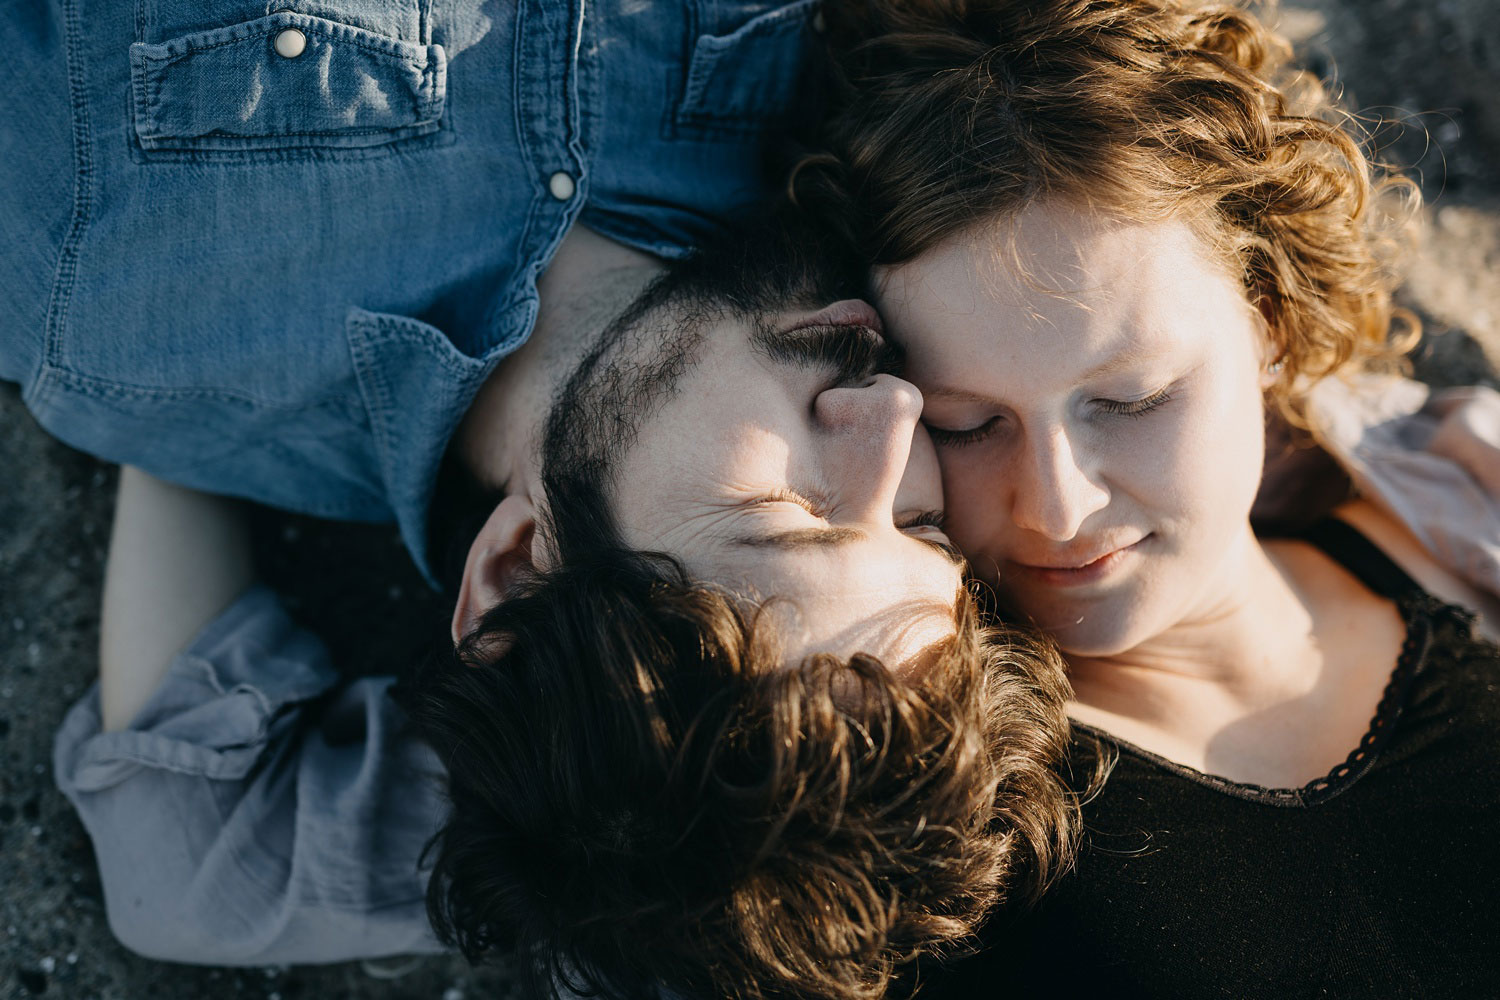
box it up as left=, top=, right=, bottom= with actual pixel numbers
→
left=1010, top=424, right=1109, bottom=541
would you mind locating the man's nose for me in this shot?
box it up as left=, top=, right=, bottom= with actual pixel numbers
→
left=1010, top=424, right=1109, bottom=541
left=813, top=374, right=924, bottom=519
left=814, top=373, right=924, bottom=431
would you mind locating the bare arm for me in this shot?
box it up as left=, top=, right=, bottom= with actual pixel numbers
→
left=99, top=465, right=255, bottom=731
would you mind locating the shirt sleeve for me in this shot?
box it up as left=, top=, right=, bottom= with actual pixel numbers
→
left=53, top=584, right=448, bottom=965
left=1309, top=374, right=1500, bottom=604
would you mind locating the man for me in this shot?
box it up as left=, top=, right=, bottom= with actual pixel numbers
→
left=4, top=3, right=1077, bottom=991
left=57, top=209, right=1080, bottom=999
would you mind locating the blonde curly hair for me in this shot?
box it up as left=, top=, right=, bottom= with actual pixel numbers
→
left=798, top=0, right=1420, bottom=422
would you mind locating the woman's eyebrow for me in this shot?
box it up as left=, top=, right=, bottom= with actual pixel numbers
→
left=1078, top=344, right=1179, bottom=381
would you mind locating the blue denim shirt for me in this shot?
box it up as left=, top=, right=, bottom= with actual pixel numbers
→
left=2, top=0, right=820, bottom=582
left=5, top=0, right=823, bottom=967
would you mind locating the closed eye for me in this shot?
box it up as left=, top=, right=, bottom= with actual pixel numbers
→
left=756, top=488, right=831, bottom=518
left=1095, top=387, right=1173, bottom=417
left=924, top=415, right=1001, bottom=448
left=896, top=509, right=946, bottom=531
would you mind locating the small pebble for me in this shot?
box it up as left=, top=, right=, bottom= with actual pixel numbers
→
left=30, top=825, right=43, bottom=837
left=1435, top=120, right=1461, bottom=144
left=66, top=952, right=78, bottom=965
left=39, top=956, right=56, bottom=974
left=11, top=617, right=24, bottom=631
left=27, top=642, right=41, bottom=662
left=443, top=989, right=465, bottom=1000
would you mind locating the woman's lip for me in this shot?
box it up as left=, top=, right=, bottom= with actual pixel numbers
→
left=1011, top=537, right=1148, bottom=586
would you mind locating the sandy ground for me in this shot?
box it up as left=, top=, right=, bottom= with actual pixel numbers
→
left=2, top=2, right=1497, bottom=997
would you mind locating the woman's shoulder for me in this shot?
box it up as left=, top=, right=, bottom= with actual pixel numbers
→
left=1330, top=497, right=1500, bottom=642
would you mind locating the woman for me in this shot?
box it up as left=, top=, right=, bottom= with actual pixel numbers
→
left=807, top=0, right=1500, bottom=995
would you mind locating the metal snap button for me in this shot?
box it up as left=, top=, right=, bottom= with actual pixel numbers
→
left=548, top=171, right=576, bottom=201
left=274, top=28, right=307, bottom=59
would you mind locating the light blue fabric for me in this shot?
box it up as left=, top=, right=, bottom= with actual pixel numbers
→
left=1, top=0, right=821, bottom=583
left=53, top=585, right=450, bottom=965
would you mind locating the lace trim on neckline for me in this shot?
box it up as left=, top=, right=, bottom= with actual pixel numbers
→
left=1072, top=591, right=1457, bottom=808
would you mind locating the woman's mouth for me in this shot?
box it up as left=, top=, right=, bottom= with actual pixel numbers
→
left=1010, top=536, right=1150, bottom=588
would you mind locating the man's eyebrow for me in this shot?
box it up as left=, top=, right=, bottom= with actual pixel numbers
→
left=731, top=526, right=866, bottom=550
left=750, top=322, right=906, bottom=376
left=731, top=527, right=966, bottom=568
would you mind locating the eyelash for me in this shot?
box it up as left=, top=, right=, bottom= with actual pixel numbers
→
left=1095, top=387, right=1175, bottom=418
left=925, top=418, right=999, bottom=448
left=897, top=510, right=947, bottom=531
left=761, top=488, right=830, bottom=517
left=760, top=493, right=947, bottom=534
left=925, top=389, right=1175, bottom=448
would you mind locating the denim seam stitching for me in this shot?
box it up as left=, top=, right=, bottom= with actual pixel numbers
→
left=346, top=314, right=400, bottom=511
left=136, top=13, right=431, bottom=65
left=41, top=366, right=365, bottom=412
left=128, top=123, right=453, bottom=163
left=35, top=0, right=97, bottom=399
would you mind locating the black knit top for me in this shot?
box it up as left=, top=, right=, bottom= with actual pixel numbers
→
left=928, top=520, right=1500, bottom=999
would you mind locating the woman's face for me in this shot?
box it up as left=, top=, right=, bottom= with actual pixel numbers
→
left=874, top=202, right=1271, bottom=657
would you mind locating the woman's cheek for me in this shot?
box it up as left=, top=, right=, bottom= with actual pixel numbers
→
left=935, top=448, right=1007, bottom=567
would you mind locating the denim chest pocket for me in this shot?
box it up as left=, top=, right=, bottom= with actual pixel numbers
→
left=673, top=0, right=820, bottom=136
left=129, top=9, right=447, bottom=161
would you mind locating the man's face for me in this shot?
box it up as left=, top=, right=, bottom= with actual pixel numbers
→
left=554, top=296, right=965, bottom=671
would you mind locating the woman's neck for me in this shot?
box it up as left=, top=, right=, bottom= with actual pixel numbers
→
left=1063, top=528, right=1405, bottom=786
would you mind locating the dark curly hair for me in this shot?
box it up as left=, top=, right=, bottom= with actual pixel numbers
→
left=406, top=209, right=1083, bottom=999
left=410, top=555, right=1075, bottom=1000
left=796, top=0, right=1420, bottom=422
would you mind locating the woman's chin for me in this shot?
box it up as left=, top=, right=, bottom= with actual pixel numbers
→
left=1002, top=591, right=1154, bottom=661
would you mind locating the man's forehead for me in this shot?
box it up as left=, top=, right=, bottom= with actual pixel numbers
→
left=763, top=587, right=960, bottom=674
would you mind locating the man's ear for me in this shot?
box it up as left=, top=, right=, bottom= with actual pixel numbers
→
left=450, top=494, right=540, bottom=646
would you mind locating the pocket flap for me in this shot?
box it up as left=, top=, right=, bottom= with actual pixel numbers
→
left=130, top=11, right=445, bottom=151
left=677, top=0, right=819, bottom=129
